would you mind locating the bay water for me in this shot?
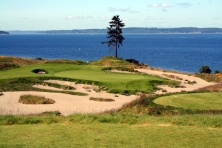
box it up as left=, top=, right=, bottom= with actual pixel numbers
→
left=0, top=33, right=221, bottom=72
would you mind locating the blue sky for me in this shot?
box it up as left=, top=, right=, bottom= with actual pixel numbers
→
left=0, top=0, right=221, bottom=30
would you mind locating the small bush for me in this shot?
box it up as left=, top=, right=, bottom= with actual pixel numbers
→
left=41, top=111, right=61, bottom=116
left=199, top=66, right=212, bottom=74
left=0, top=63, right=20, bottom=70
left=19, top=94, right=55, bottom=104
left=0, top=92, right=3, bottom=96
left=90, top=97, right=115, bottom=102
left=215, top=70, right=221, bottom=74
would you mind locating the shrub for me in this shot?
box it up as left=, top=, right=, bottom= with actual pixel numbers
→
left=19, top=95, right=55, bottom=104
left=0, top=63, right=20, bottom=70
left=90, top=97, right=115, bottom=102
left=41, top=111, right=61, bottom=116
left=215, top=70, right=221, bottom=74
left=199, top=66, right=212, bottom=74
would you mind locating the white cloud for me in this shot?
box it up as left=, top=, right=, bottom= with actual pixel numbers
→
left=109, top=7, right=128, bottom=11
left=161, top=3, right=170, bottom=7
left=108, top=7, right=139, bottom=13
left=98, top=16, right=106, bottom=19
left=66, top=15, right=74, bottom=20
left=148, top=3, right=171, bottom=8
left=80, top=14, right=92, bottom=19
left=177, top=3, right=192, bottom=8
left=218, top=21, right=222, bottom=24
left=150, top=3, right=158, bottom=7
left=65, top=14, right=92, bottom=20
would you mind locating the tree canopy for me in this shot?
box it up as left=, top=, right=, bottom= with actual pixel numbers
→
left=102, top=15, right=125, bottom=57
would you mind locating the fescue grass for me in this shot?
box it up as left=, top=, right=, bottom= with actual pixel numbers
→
left=89, top=97, right=115, bottom=102
left=154, top=92, right=222, bottom=110
left=19, top=94, right=55, bottom=104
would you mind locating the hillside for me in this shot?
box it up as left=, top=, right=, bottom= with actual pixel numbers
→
left=0, top=31, right=9, bottom=35
left=38, top=27, right=222, bottom=34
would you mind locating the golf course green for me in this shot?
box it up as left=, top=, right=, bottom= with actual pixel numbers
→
left=154, top=92, right=222, bottom=110
left=1, top=56, right=222, bottom=148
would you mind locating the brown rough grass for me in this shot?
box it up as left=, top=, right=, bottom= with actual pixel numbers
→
left=19, top=94, right=55, bottom=104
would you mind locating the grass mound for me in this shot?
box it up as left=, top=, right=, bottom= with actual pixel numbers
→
left=90, top=56, right=134, bottom=67
left=153, top=92, right=222, bottom=110
left=19, top=94, right=55, bottom=104
left=90, top=97, right=115, bottom=102
left=46, top=59, right=86, bottom=64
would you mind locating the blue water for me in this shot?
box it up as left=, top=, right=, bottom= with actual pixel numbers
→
left=0, top=34, right=222, bottom=72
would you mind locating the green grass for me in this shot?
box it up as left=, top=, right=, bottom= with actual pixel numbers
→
left=1, top=56, right=222, bottom=147
left=1, top=123, right=222, bottom=148
left=154, top=92, right=222, bottom=110
left=1, top=114, right=222, bottom=147
left=0, top=63, right=174, bottom=93
left=54, top=69, right=174, bottom=93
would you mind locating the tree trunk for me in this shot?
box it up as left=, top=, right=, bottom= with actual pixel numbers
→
left=115, top=40, right=118, bottom=57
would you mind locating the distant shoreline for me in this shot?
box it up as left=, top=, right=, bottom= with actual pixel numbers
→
left=7, top=27, right=222, bottom=34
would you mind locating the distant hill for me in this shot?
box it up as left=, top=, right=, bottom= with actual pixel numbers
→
left=0, top=31, right=9, bottom=35
left=38, top=27, right=222, bottom=34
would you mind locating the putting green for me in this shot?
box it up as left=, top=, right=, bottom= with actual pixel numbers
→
left=54, top=70, right=169, bottom=91
left=0, top=63, right=172, bottom=92
left=154, top=92, right=222, bottom=110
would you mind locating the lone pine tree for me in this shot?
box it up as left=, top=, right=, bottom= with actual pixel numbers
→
left=102, top=15, right=125, bottom=57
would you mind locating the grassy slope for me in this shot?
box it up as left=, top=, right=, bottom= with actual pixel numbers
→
left=1, top=123, right=222, bottom=148
left=154, top=92, right=222, bottom=110
left=1, top=56, right=222, bottom=147
left=1, top=113, right=222, bottom=147
left=0, top=63, right=171, bottom=92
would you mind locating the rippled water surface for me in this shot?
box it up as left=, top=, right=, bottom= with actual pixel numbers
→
left=0, top=33, right=221, bottom=72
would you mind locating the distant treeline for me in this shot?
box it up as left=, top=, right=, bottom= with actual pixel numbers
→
left=38, top=27, right=222, bottom=34
left=0, top=31, right=9, bottom=35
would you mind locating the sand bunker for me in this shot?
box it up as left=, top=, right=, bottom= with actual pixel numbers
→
left=0, top=80, right=136, bottom=116
left=136, top=69, right=215, bottom=94
left=0, top=69, right=214, bottom=116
